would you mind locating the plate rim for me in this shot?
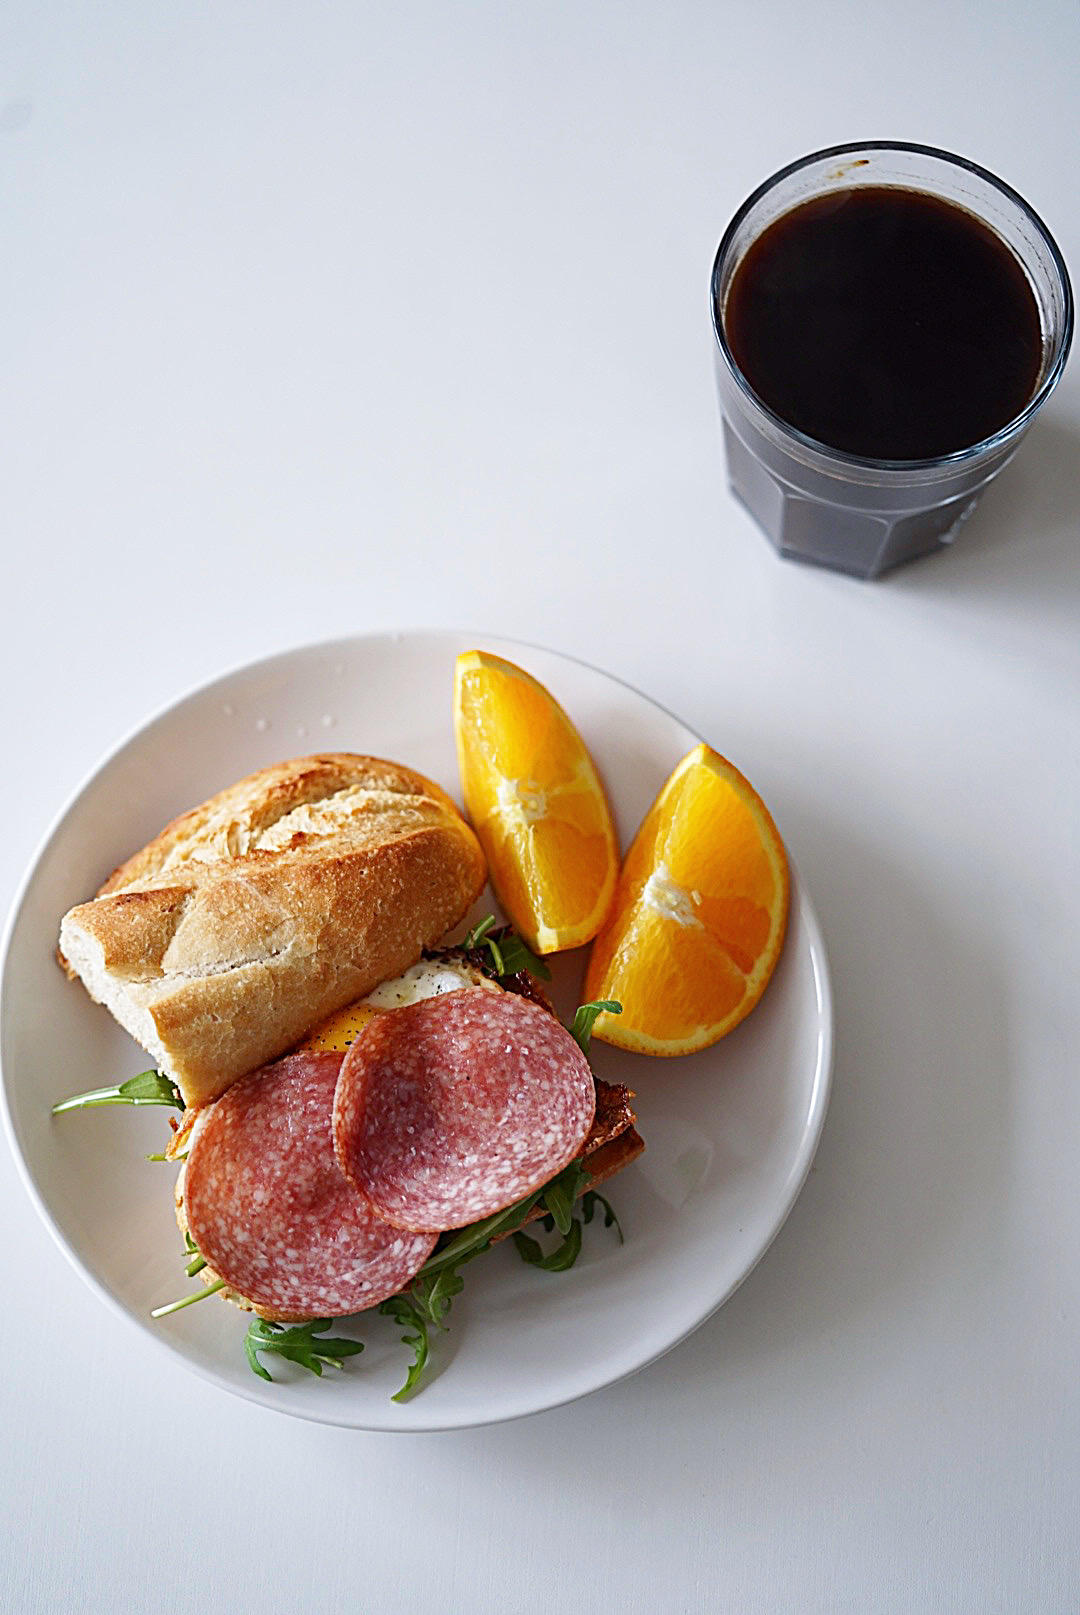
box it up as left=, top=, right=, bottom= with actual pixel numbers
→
left=0, top=627, right=834, bottom=1431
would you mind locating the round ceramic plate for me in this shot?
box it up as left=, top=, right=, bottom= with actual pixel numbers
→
left=0, top=631, right=832, bottom=1430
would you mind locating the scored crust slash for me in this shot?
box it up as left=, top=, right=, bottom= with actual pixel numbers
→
left=53, top=754, right=642, bottom=1400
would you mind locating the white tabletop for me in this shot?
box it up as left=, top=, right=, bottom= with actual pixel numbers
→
left=3, top=3, right=1078, bottom=1611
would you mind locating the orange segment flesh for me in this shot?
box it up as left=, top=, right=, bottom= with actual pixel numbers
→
left=584, top=743, right=789, bottom=1054
left=453, top=651, right=619, bottom=954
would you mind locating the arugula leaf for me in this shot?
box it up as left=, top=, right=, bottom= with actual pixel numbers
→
left=512, top=1169, right=625, bottom=1275
left=149, top=1235, right=225, bottom=1315
left=378, top=1294, right=430, bottom=1401
left=244, top=1318, right=364, bottom=1383
left=52, top=1069, right=183, bottom=1115
left=380, top=1167, right=585, bottom=1399
left=392, top=1161, right=593, bottom=1395
left=377, top=1183, right=549, bottom=1397
left=183, top=1231, right=206, bottom=1277
left=462, top=914, right=497, bottom=949
left=412, top=1264, right=466, bottom=1331
left=540, top=1157, right=592, bottom=1236
left=582, top=1189, right=624, bottom=1243
left=567, top=1000, right=622, bottom=1057
left=512, top=1217, right=583, bottom=1272
left=512, top=1229, right=544, bottom=1264
left=492, top=930, right=551, bottom=982
left=462, top=914, right=552, bottom=982
left=377, top=1249, right=471, bottom=1400
left=118, top=1069, right=183, bottom=1106
left=150, top=1278, right=226, bottom=1318
left=417, top=1188, right=546, bottom=1277
left=418, top=1158, right=590, bottom=1283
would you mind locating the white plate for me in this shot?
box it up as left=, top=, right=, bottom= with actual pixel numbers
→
left=0, top=631, right=832, bottom=1430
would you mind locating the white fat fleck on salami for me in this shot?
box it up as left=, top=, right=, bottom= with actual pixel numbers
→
left=333, top=988, right=596, bottom=1231
left=184, top=1052, right=436, bottom=1317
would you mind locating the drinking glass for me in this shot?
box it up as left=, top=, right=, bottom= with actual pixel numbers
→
left=710, top=142, right=1073, bottom=579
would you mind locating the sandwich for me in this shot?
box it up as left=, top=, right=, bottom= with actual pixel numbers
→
left=54, top=755, right=642, bottom=1397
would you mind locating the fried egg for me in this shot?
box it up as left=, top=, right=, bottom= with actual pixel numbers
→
left=298, top=954, right=495, bottom=1054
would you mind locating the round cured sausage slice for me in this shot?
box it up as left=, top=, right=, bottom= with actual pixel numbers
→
left=183, top=1052, right=436, bottom=1319
left=333, top=987, right=596, bottom=1232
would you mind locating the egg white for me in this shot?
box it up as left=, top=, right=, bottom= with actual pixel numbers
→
left=300, top=955, right=495, bottom=1052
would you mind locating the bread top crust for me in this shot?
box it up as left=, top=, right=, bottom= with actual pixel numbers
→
left=98, top=754, right=466, bottom=895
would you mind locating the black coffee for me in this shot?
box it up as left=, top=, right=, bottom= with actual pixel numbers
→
left=722, top=186, right=1043, bottom=461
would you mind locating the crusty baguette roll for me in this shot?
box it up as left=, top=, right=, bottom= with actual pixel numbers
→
left=58, top=755, right=487, bottom=1108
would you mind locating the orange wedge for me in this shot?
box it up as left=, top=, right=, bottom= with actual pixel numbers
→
left=584, top=743, right=789, bottom=1054
left=453, top=650, right=619, bottom=954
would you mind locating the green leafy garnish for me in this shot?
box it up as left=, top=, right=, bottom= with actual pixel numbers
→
left=379, top=1259, right=473, bottom=1402
left=462, top=914, right=496, bottom=948
left=377, top=1294, right=431, bottom=1401
left=512, top=1171, right=625, bottom=1275
left=244, top=1318, right=364, bottom=1383
left=183, top=1231, right=206, bottom=1277
left=52, top=1069, right=183, bottom=1115
left=376, top=1164, right=593, bottom=1401
left=148, top=1234, right=219, bottom=1315
left=414, top=1157, right=589, bottom=1285
left=150, top=1278, right=226, bottom=1318
left=494, top=931, right=551, bottom=981
left=539, top=1157, right=592, bottom=1236
left=416, top=1189, right=546, bottom=1278
left=462, top=915, right=552, bottom=982
left=567, top=1000, right=621, bottom=1057
left=379, top=1251, right=479, bottom=1402
left=412, top=1263, right=466, bottom=1330
left=582, top=1189, right=624, bottom=1242
left=512, top=1217, right=583, bottom=1272
left=379, top=1222, right=489, bottom=1400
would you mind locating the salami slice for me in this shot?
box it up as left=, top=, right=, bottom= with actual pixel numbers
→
left=333, top=987, right=596, bottom=1232
left=183, top=1052, right=436, bottom=1319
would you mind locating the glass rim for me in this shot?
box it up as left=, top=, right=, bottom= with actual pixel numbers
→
left=710, top=140, right=1075, bottom=474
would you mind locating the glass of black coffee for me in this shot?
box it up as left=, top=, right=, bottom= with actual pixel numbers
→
left=710, top=143, right=1073, bottom=579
